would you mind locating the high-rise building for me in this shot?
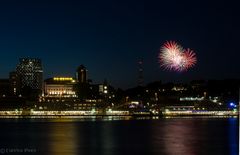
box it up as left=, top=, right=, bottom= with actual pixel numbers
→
left=76, top=65, right=87, bottom=83
left=16, top=58, right=43, bottom=94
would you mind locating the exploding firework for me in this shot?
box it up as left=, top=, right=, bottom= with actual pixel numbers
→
left=158, top=41, right=197, bottom=72
left=183, top=48, right=197, bottom=69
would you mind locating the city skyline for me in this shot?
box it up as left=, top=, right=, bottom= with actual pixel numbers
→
left=0, top=0, right=239, bottom=89
left=0, top=1, right=238, bottom=155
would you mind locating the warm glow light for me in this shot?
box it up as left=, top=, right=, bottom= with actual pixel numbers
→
left=53, top=77, right=73, bottom=81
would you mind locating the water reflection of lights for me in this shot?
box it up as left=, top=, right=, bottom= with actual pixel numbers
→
left=49, top=123, right=79, bottom=155
left=228, top=118, right=238, bottom=155
left=162, top=120, right=196, bottom=155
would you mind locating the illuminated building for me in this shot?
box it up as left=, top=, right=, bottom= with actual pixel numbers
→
left=88, top=80, right=110, bottom=99
left=99, top=79, right=109, bottom=95
left=73, top=102, right=97, bottom=110
left=9, top=71, right=20, bottom=95
left=89, top=80, right=115, bottom=101
left=41, top=77, right=98, bottom=111
left=76, top=65, right=87, bottom=83
left=44, top=77, right=77, bottom=97
left=99, top=84, right=108, bottom=95
left=16, top=58, right=43, bottom=94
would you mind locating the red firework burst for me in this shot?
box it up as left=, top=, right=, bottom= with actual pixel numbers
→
left=183, top=48, right=197, bottom=69
left=159, top=41, right=197, bottom=72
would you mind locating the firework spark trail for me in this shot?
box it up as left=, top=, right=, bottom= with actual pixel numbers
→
left=183, top=48, right=197, bottom=68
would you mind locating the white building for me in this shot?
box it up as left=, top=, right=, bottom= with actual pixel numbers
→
left=44, top=77, right=77, bottom=97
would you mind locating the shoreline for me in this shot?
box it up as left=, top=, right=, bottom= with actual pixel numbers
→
left=0, top=114, right=237, bottom=118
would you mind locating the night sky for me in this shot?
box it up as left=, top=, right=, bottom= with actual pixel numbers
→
left=0, top=0, right=239, bottom=89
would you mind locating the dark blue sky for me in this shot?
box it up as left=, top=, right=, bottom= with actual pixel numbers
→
left=0, top=0, right=239, bottom=89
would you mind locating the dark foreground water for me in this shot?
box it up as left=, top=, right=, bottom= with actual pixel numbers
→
left=0, top=117, right=238, bottom=155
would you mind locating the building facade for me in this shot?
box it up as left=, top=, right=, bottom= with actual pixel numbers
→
left=16, top=58, right=43, bottom=94
left=76, top=65, right=87, bottom=83
left=0, top=79, right=10, bottom=96
left=9, top=71, right=20, bottom=95
left=44, top=77, right=77, bottom=97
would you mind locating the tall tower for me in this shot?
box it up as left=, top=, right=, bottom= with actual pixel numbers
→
left=16, top=58, right=43, bottom=92
left=138, top=59, right=144, bottom=86
left=76, top=65, right=87, bottom=83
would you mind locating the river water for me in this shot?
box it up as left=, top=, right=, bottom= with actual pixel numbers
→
left=0, top=117, right=238, bottom=155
